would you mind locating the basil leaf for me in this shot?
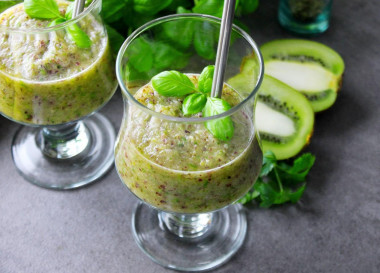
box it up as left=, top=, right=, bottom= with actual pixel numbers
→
left=65, top=3, right=74, bottom=20
left=101, top=0, right=127, bottom=23
left=0, top=1, right=20, bottom=13
left=152, top=71, right=195, bottom=97
left=128, top=38, right=153, bottom=73
left=47, top=17, right=66, bottom=27
left=198, top=65, right=214, bottom=93
left=152, top=42, right=189, bottom=71
left=159, top=7, right=194, bottom=50
left=106, top=24, right=125, bottom=55
left=133, top=0, right=173, bottom=15
left=66, top=23, right=92, bottom=49
left=194, top=22, right=216, bottom=60
left=192, top=0, right=224, bottom=17
left=24, top=0, right=62, bottom=19
left=203, top=97, right=234, bottom=141
left=182, top=93, right=207, bottom=116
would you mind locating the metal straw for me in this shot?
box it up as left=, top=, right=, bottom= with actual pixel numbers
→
left=211, top=0, right=236, bottom=98
left=72, top=0, right=86, bottom=18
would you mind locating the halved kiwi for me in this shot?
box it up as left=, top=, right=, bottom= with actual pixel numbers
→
left=255, top=75, right=314, bottom=159
left=261, top=39, right=345, bottom=112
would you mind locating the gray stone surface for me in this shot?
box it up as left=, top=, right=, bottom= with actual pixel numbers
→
left=1, top=0, right=379, bottom=272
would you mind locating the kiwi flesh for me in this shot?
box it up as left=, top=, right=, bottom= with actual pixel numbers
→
left=261, top=39, right=345, bottom=112
left=255, top=75, right=314, bottom=159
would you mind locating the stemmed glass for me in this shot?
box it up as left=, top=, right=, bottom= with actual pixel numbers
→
left=115, top=14, right=263, bottom=271
left=0, top=0, right=118, bottom=189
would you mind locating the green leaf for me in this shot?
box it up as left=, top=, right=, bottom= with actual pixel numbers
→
left=198, top=65, right=214, bottom=93
left=287, top=184, right=306, bottom=203
left=0, top=1, right=21, bottom=13
left=182, top=93, right=207, bottom=116
left=133, top=0, right=173, bottom=15
left=66, top=23, right=92, bottom=49
left=24, top=0, right=62, bottom=19
left=192, top=0, right=224, bottom=17
left=152, top=70, right=195, bottom=97
left=105, top=25, right=125, bottom=55
left=101, top=0, right=127, bottom=23
left=47, top=17, right=66, bottom=27
left=65, top=3, right=74, bottom=20
left=260, top=150, right=277, bottom=176
left=203, top=97, right=234, bottom=141
left=236, top=0, right=259, bottom=16
left=194, top=22, right=216, bottom=60
left=255, top=182, right=278, bottom=208
left=152, top=42, right=189, bottom=70
left=128, top=38, right=153, bottom=73
left=277, top=153, right=316, bottom=185
left=160, top=14, right=194, bottom=50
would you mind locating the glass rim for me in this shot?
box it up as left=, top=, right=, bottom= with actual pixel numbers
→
left=116, top=13, right=264, bottom=123
left=0, top=0, right=101, bottom=34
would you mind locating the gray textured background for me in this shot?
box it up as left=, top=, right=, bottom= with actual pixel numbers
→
left=1, top=0, right=379, bottom=272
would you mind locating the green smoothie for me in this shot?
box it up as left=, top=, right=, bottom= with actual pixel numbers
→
left=115, top=75, right=262, bottom=213
left=0, top=2, right=117, bottom=125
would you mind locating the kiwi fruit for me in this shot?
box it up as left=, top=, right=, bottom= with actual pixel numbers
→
left=261, top=39, right=345, bottom=112
left=255, top=75, right=314, bottom=159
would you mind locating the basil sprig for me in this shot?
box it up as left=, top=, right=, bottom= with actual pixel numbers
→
left=151, top=65, right=235, bottom=141
left=24, top=0, right=92, bottom=49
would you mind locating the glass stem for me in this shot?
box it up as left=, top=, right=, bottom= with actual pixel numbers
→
left=159, top=211, right=213, bottom=238
left=36, top=121, right=90, bottom=159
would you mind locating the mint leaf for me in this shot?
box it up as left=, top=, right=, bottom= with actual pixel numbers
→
left=24, top=0, right=62, bottom=19
left=182, top=93, right=207, bottom=116
left=48, top=17, right=66, bottom=27
left=203, top=97, right=234, bottom=141
left=152, top=71, right=195, bottom=97
left=198, top=65, right=214, bottom=93
left=66, top=23, right=92, bottom=49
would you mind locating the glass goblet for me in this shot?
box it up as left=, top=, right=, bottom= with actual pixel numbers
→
left=0, top=0, right=118, bottom=189
left=115, top=14, right=263, bottom=271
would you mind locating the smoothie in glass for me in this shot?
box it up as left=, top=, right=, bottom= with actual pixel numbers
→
left=115, top=74, right=262, bottom=214
left=0, top=1, right=116, bottom=125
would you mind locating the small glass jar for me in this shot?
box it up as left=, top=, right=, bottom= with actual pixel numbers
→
left=278, top=0, right=333, bottom=35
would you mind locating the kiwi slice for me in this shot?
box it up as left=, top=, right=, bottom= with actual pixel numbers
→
left=255, top=75, right=314, bottom=160
left=261, top=39, right=345, bottom=112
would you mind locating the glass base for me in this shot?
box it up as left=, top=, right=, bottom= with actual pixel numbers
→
left=11, top=113, right=115, bottom=190
left=132, top=202, right=248, bottom=271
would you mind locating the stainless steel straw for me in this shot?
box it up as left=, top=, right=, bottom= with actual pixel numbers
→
left=211, top=0, right=236, bottom=98
left=72, top=0, right=86, bottom=18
